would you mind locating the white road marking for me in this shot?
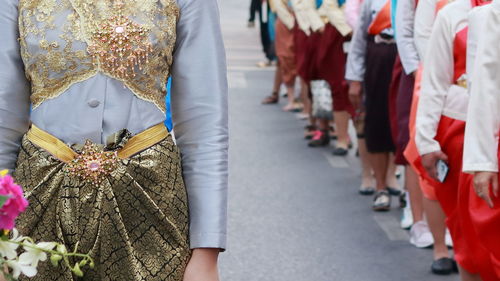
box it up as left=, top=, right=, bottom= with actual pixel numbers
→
left=373, top=214, right=410, bottom=241
left=228, top=72, right=248, bottom=89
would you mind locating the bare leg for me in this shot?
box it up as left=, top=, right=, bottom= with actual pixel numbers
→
left=458, top=266, right=482, bottom=281
left=407, top=168, right=424, bottom=222
left=333, top=111, right=350, bottom=149
left=368, top=152, right=390, bottom=191
left=300, top=79, right=311, bottom=115
left=283, top=82, right=296, bottom=111
left=318, top=119, right=329, bottom=131
left=262, top=63, right=282, bottom=104
left=358, top=138, right=375, bottom=188
left=386, top=154, right=399, bottom=189
left=273, top=63, right=283, bottom=94
left=423, top=197, right=449, bottom=259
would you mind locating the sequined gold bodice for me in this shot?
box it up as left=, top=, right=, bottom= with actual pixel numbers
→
left=18, top=0, right=179, bottom=112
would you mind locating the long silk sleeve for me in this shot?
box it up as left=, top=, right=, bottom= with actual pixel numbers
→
left=463, top=4, right=500, bottom=173
left=414, top=0, right=437, bottom=59
left=345, top=0, right=362, bottom=29
left=415, top=10, right=453, bottom=155
left=171, top=0, right=229, bottom=250
left=395, top=0, right=419, bottom=74
left=0, top=0, right=31, bottom=171
left=345, top=0, right=371, bottom=82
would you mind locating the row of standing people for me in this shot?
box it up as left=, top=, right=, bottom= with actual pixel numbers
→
left=251, top=0, right=500, bottom=278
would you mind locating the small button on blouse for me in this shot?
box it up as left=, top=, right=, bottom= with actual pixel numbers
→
left=87, top=99, right=100, bottom=108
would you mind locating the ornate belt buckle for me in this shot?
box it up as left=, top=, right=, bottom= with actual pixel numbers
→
left=67, top=140, right=118, bottom=186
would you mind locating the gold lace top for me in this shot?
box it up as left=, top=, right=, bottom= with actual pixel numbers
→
left=19, top=0, right=179, bottom=112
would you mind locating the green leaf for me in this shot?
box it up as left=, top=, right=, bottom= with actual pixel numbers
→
left=0, top=195, right=9, bottom=209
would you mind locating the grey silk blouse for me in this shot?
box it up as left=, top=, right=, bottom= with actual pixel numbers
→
left=0, top=0, right=228, bottom=250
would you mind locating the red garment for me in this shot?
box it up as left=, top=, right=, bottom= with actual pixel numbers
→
left=388, top=56, right=404, bottom=163
left=404, top=67, right=438, bottom=200
left=469, top=167, right=500, bottom=278
left=461, top=173, right=500, bottom=280
left=368, top=0, right=391, bottom=35
left=424, top=117, right=495, bottom=279
left=404, top=0, right=454, bottom=200
left=275, top=19, right=297, bottom=85
left=311, top=25, right=354, bottom=114
left=294, top=27, right=313, bottom=83
left=407, top=24, right=496, bottom=277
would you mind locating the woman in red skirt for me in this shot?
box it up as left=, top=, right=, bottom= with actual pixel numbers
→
left=415, top=0, right=496, bottom=279
left=463, top=2, right=500, bottom=278
left=306, top=0, right=355, bottom=154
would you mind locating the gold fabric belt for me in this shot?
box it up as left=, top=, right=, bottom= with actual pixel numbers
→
left=456, top=79, right=467, bottom=89
left=26, top=123, right=169, bottom=163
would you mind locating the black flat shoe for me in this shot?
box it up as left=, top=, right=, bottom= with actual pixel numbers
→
left=308, top=131, right=330, bottom=147
left=332, top=147, right=348, bottom=156
left=386, top=187, right=402, bottom=196
left=431, top=258, right=454, bottom=275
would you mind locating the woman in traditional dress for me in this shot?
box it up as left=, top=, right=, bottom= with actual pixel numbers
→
left=403, top=0, right=456, bottom=273
left=346, top=0, right=398, bottom=211
left=415, top=0, right=496, bottom=279
left=394, top=0, right=437, bottom=252
left=0, top=0, right=228, bottom=280
left=463, top=0, right=500, bottom=277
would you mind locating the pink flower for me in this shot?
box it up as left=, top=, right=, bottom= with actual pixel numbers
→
left=0, top=173, right=28, bottom=230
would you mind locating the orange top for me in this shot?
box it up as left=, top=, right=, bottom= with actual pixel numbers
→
left=368, top=0, right=392, bottom=35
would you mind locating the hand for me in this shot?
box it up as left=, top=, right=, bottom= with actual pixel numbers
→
left=421, top=151, right=448, bottom=181
left=183, top=248, right=220, bottom=281
left=348, top=81, right=363, bottom=110
left=473, top=172, right=499, bottom=208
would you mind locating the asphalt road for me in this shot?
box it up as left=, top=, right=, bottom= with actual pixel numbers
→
left=218, top=1, right=459, bottom=280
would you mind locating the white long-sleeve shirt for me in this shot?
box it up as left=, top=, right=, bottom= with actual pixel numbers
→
left=463, top=2, right=500, bottom=173
left=396, top=0, right=419, bottom=74
left=345, top=0, right=363, bottom=28
left=415, top=0, right=471, bottom=156
left=345, top=0, right=392, bottom=82
left=414, top=0, right=438, bottom=59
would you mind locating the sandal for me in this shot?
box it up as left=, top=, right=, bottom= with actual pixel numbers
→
left=262, top=94, right=279, bottom=104
left=283, top=103, right=296, bottom=112
left=304, top=125, right=316, bottom=140
left=332, top=147, right=349, bottom=156
left=373, top=190, right=391, bottom=212
left=308, top=130, right=330, bottom=147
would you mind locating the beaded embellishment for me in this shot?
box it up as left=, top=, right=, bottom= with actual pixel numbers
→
left=67, top=141, right=118, bottom=186
left=87, top=0, right=153, bottom=78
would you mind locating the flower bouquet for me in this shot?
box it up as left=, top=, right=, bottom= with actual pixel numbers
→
left=0, top=170, right=93, bottom=280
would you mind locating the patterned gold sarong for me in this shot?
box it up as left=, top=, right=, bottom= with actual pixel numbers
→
left=14, top=124, right=191, bottom=281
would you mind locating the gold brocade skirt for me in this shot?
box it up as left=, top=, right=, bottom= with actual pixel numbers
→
left=14, top=124, right=191, bottom=281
